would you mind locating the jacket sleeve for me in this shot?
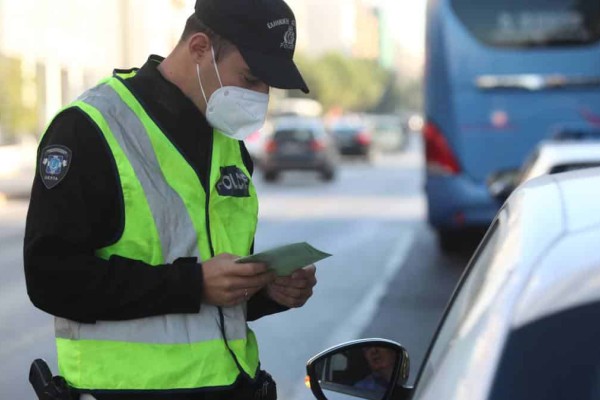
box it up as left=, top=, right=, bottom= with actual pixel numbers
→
left=246, top=290, right=289, bottom=321
left=24, top=108, right=204, bottom=323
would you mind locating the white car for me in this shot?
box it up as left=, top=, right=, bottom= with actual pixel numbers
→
left=518, top=139, right=600, bottom=182
left=488, top=139, right=600, bottom=201
left=307, top=167, right=600, bottom=400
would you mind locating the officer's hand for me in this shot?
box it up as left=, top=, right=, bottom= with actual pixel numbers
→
left=202, top=254, right=276, bottom=307
left=266, top=264, right=317, bottom=308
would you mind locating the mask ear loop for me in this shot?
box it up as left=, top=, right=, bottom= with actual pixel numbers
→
left=210, top=46, right=224, bottom=88
left=196, top=64, right=209, bottom=106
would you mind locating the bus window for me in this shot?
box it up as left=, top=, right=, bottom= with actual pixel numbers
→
left=451, top=0, right=600, bottom=48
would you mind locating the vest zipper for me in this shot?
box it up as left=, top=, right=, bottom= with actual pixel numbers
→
left=205, top=131, right=252, bottom=381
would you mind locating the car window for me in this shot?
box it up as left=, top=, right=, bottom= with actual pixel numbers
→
left=332, top=126, right=363, bottom=136
left=549, top=162, right=600, bottom=174
left=451, top=0, right=600, bottom=48
left=489, top=300, right=600, bottom=400
left=274, top=128, right=314, bottom=142
left=413, top=221, right=502, bottom=392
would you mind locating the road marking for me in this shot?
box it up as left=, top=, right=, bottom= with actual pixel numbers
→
left=290, top=231, right=416, bottom=400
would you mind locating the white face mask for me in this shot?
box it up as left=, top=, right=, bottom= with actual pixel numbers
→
left=196, top=47, right=269, bottom=141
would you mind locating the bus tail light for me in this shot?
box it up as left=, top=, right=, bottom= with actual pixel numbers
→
left=423, top=121, right=461, bottom=175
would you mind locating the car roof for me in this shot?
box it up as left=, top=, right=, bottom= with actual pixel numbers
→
left=498, top=166, right=600, bottom=327
left=521, top=140, right=600, bottom=181
left=513, top=167, right=600, bottom=327
left=555, top=166, right=600, bottom=232
left=535, top=140, right=600, bottom=165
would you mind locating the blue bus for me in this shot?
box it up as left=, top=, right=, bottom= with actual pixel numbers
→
left=424, top=0, right=600, bottom=251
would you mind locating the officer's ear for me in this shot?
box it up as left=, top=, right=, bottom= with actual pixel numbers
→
left=188, top=33, right=212, bottom=65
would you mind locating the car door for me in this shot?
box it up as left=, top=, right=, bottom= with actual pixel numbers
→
left=411, top=211, right=511, bottom=399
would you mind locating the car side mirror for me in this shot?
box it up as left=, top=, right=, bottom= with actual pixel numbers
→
left=306, top=339, right=412, bottom=400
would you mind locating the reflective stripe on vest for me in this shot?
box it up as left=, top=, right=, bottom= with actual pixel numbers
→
left=53, top=75, right=259, bottom=391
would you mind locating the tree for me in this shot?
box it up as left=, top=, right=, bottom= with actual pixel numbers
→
left=292, top=52, right=395, bottom=113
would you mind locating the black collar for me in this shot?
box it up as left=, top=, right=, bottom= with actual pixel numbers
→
left=130, top=55, right=207, bottom=124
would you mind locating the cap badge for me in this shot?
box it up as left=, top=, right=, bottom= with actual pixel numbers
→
left=281, top=25, right=295, bottom=50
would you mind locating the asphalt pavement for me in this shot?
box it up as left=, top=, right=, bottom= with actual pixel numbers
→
left=0, top=134, right=476, bottom=400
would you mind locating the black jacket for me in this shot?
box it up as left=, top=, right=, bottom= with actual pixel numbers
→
left=24, top=55, right=284, bottom=334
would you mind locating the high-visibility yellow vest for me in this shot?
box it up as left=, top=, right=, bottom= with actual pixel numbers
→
left=52, top=72, right=260, bottom=392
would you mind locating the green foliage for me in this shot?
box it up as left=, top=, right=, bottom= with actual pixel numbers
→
left=0, top=55, right=38, bottom=138
left=396, top=78, right=423, bottom=112
left=293, top=52, right=397, bottom=113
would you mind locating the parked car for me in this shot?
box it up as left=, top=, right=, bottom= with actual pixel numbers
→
left=306, top=166, right=600, bottom=400
left=261, top=117, right=337, bottom=182
left=330, top=121, right=373, bottom=160
left=488, top=135, right=600, bottom=202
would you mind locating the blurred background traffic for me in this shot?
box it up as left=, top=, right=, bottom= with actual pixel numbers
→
left=0, top=0, right=424, bottom=198
left=1, top=0, right=600, bottom=399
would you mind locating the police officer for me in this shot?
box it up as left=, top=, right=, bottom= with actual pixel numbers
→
left=23, top=0, right=316, bottom=399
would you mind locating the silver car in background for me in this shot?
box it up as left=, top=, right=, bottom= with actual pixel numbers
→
left=488, top=137, right=600, bottom=202
left=307, top=167, right=600, bottom=400
left=518, top=139, right=600, bottom=182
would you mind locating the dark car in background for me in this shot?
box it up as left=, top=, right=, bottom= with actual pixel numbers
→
left=261, top=117, right=338, bottom=182
left=330, top=120, right=373, bottom=161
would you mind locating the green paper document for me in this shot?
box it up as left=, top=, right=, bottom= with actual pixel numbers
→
left=235, top=242, right=332, bottom=276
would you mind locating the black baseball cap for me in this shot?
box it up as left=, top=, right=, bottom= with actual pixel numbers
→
left=195, top=0, right=309, bottom=93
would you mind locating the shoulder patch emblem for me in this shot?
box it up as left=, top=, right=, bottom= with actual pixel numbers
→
left=40, top=145, right=72, bottom=189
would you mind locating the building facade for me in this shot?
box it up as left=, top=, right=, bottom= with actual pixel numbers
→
left=288, top=0, right=386, bottom=64
left=0, top=0, right=192, bottom=138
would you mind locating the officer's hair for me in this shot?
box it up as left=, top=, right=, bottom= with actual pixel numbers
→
left=180, top=13, right=234, bottom=61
